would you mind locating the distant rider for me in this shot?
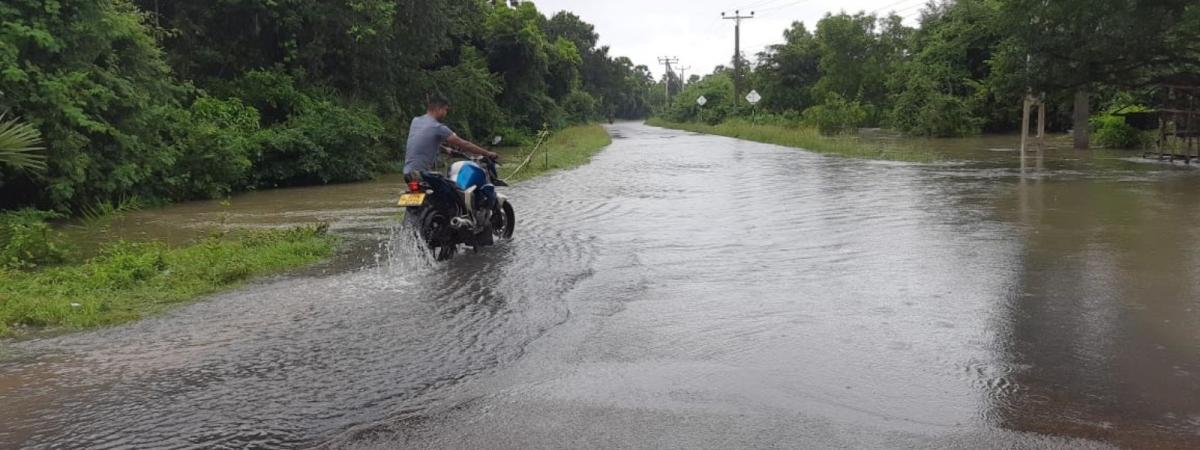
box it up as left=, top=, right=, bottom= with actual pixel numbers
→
left=403, top=94, right=499, bottom=182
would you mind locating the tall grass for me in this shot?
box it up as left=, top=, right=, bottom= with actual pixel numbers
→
left=499, top=123, right=612, bottom=183
left=0, top=225, right=336, bottom=337
left=646, top=118, right=944, bottom=163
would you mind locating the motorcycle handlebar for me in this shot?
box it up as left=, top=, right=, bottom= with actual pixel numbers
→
left=444, top=147, right=499, bottom=165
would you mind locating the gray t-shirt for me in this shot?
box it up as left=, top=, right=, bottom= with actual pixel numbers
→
left=403, top=114, right=454, bottom=175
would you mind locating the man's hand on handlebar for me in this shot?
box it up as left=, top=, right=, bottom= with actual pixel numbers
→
left=441, top=144, right=498, bottom=162
left=446, top=134, right=500, bottom=162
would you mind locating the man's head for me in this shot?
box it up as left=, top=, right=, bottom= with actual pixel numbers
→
left=427, top=94, right=450, bottom=121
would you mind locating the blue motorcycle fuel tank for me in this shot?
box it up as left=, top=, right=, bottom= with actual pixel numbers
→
left=448, top=161, right=488, bottom=191
left=449, top=161, right=496, bottom=203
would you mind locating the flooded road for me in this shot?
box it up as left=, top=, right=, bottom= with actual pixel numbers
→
left=3, top=122, right=1200, bottom=449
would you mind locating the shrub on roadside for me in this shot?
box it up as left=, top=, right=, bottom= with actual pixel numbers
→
left=1091, top=106, right=1155, bottom=149
left=165, top=97, right=263, bottom=199
left=0, top=209, right=69, bottom=269
left=562, top=90, right=597, bottom=125
left=802, top=93, right=867, bottom=135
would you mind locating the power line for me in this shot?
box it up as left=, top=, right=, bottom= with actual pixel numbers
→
left=871, top=0, right=923, bottom=14
left=891, top=2, right=925, bottom=15
left=746, top=40, right=786, bottom=51
left=899, top=10, right=925, bottom=23
left=757, top=0, right=807, bottom=14
left=686, top=16, right=724, bottom=49
left=737, top=0, right=790, bottom=11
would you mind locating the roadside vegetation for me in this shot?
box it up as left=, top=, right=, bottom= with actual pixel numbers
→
left=649, top=0, right=1198, bottom=151
left=500, top=124, right=614, bottom=183
left=0, top=224, right=334, bottom=337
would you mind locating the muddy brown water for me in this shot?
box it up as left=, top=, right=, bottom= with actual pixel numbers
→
left=2, top=123, right=1199, bottom=449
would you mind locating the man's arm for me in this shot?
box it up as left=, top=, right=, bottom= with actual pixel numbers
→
left=446, top=134, right=499, bottom=160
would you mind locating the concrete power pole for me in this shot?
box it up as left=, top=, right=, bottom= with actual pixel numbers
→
left=722, top=10, right=754, bottom=101
left=658, top=56, right=679, bottom=104
left=678, top=66, right=691, bottom=88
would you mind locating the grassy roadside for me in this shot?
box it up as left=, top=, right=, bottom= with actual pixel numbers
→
left=498, top=123, right=613, bottom=183
left=0, top=226, right=336, bottom=337
left=646, top=118, right=945, bottom=163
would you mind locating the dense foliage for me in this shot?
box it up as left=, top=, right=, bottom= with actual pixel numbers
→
left=0, top=0, right=652, bottom=212
left=656, top=0, right=1199, bottom=142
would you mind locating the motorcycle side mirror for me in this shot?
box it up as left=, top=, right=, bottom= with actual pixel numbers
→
left=492, top=136, right=503, bottom=145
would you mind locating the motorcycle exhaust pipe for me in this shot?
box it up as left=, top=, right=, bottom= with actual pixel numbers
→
left=450, top=216, right=474, bottom=230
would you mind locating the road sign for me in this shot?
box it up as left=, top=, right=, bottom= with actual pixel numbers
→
left=745, top=90, right=761, bottom=105
left=696, top=95, right=708, bottom=106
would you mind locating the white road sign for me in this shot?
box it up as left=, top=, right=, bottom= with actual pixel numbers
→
left=745, top=90, right=761, bottom=105
left=696, top=95, right=708, bottom=106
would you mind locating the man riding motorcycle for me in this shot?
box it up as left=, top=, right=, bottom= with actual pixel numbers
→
left=403, top=94, right=499, bottom=182
left=401, top=95, right=511, bottom=259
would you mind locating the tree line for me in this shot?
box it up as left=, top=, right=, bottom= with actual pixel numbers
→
left=658, top=0, right=1199, bottom=142
left=0, top=0, right=654, bottom=212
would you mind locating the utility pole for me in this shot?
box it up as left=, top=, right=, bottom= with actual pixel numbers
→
left=678, top=66, right=691, bottom=88
left=657, top=56, right=679, bottom=104
left=722, top=9, right=754, bottom=101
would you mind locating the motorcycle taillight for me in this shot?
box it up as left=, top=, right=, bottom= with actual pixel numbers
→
left=408, top=181, right=421, bottom=192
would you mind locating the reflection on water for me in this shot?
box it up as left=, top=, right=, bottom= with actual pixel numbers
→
left=2, top=124, right=1199, bottom=449
left=998, top=163, right=1200, bottom=449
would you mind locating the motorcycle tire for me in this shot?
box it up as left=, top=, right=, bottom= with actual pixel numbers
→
left=419, top=208, right=457, bottom=261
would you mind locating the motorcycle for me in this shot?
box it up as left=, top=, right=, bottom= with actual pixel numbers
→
left=398, top=136, right=515, bottom=261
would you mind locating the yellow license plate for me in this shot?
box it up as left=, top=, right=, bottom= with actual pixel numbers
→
left=397, top=193, right=426, bottom=206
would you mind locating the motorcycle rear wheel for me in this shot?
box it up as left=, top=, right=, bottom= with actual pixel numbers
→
left=418, top=209, right=457, bottom=261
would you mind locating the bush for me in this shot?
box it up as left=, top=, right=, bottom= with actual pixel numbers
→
left=1091, top=106, right=1155, bottom=149
left=0, top=209, right=69, bottom=269
left=165, top=97, right=263, bottom=199
left=895, top=93, right=983, bottom=137
left=253, top=101, right=385, bottom=186
left=562, top=90, right=597, bottom=124
left=219, top=70, right=386, bottom=187
left=802, top=93, right=867, bottom=135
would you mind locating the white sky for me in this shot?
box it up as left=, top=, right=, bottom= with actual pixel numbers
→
left=528, top=0, right=927, bottom=79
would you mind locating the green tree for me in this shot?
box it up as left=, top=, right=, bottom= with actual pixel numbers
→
left=889, top=0, right=1003, bottom=136
left=755, top=21, right=822, bottom=113
left=1, top=0, right=185, bottom=210
left=992, top=0, right=1200, bottom=147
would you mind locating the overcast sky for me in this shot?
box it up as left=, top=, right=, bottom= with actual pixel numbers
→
left=528, top=0, right=927, bottom=79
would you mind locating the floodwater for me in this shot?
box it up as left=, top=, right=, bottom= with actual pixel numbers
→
left=3, top=122, right=1199, bottom=449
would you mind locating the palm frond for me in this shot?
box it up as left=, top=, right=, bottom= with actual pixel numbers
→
left=76, top=196, right=146, bottom=231
left=0, top=112, right=47, bottom=172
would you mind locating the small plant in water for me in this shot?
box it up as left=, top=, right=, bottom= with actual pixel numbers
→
left=212, top=198, right=233, bottom=238
left=75, top=196, right=145, bottom=243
